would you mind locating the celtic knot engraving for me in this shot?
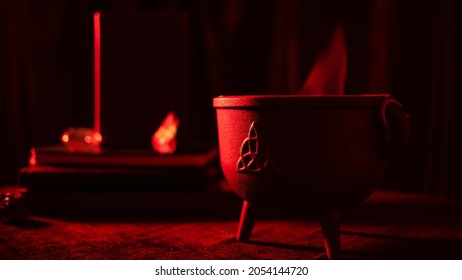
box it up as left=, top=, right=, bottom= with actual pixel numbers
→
left=237, top=122, right=268, bottom=173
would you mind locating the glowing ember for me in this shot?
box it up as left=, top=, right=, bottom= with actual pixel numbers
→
left=299, top=25, right=347, bottom=95
left=152, top=112, right=180, bottom=154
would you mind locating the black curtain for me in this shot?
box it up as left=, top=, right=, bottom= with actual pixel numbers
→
left=1, top=0, right=95, bottom=185
left=387, top=0, right=461, bottom=197
left=1, top=0, right=461, bottom=198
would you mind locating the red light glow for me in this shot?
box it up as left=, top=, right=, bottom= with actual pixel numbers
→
left=29, top=148, right=37, bottom=166
left=62, top=134, right=69, bottom=143
left=299, top=25, right=347, bottom=95
left=152, top=112, right=180, bottom=154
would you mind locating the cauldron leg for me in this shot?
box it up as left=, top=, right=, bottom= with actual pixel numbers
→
left=321, top=209, right=341, bottom=259
left=236, top=201, right=256, bottom=242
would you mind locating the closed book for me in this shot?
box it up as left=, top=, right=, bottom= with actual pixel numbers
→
left=29, top=145, right=218, bottom=168
left=19, top=164, right=220, bottom=191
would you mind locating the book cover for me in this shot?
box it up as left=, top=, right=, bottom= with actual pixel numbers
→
left=30, top=145, right=218, bottom=168
left=19, top=164, right=221, bottom=191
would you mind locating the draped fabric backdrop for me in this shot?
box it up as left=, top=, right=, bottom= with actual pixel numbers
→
left=1, top=0, right=461, bottom=197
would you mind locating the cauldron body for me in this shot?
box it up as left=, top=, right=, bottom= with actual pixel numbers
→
left=214, top=94, right=398, bottom=213
left=213, top=94, right=407, bottom=259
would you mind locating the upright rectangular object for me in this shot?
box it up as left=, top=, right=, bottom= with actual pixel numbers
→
left=99, top=11, right=189, bottom=149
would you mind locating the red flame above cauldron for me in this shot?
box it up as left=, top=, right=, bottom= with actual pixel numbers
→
left=299, top=25, right=347, bottom=95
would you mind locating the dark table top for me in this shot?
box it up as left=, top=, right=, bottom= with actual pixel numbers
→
left=1, top=187, right=462, bottom=259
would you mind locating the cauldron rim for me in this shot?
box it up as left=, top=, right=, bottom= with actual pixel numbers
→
left=213, top=93, right=391, bottom=108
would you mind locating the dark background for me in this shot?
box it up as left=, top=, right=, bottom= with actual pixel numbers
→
left=1, top=0, right=461, bottom=198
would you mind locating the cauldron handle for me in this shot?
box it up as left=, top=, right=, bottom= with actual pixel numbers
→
left=381, top=97, right=410, bottom=150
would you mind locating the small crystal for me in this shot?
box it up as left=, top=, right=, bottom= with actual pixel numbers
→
left=61, top=127, right=102, bottom=153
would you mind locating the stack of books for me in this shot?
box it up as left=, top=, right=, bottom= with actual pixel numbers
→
left=19, top=145, right=223, bottom=215
left=20, top=144, right=219, bottom=191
